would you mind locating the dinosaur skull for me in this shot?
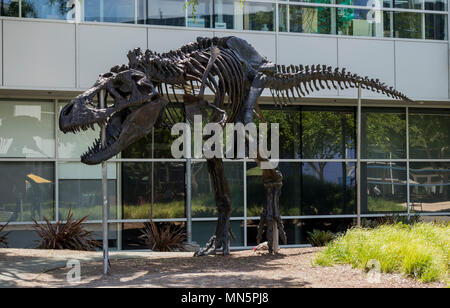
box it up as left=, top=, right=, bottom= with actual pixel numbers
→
left=59, top=68, right=167, bottom=165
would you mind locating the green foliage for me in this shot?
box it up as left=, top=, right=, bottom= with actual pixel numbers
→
left=187, top=0, right=247, bottom=18
left=367, top=196, right=406, bottom=212
left=33, top=210, right=101, bottom=251
left=0, top=223, right=10, bottom=248
left=307, top=229, right=336, bottom=247
left=140, top=219, right=186, bottom=252
left=362, top=214, right=422, bottom=228
left=314, top=223, right=450, bottom=283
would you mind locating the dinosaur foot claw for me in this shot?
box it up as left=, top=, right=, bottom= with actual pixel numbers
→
left=194, top=235, right=229, bottom=257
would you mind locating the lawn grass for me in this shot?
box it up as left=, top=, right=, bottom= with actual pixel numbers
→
left=314, top=222, right=449, bottom=283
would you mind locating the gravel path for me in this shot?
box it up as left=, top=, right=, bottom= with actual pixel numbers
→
left=0, top=248, right=446, bottom=288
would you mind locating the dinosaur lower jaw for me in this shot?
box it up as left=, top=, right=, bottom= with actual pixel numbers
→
left=80, top=107, right=130, bottom=165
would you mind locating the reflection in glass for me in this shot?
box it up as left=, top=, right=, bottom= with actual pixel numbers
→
left=279, top=5, right=332, bottom=34
left=0, top=225, right=40, bottom=248
left=0, top=101, right=54, bottom=158
left=302, top=162, right=356, bottom=215
left=138, top=0, right=186, bottom=26
left=58, top=103, right=100, bottom=159
left=302, top=108, right=355, bottom=159
left=0, top=162, right=54, bottom=222
left=188, top=0, right=212, bottom=28
left=58, top=163, right=117, bottom=220
left=362, top=109, right=406, bottom=159
left=424, top=0, right=448, bottom=11
left=193, top=221, right=244, bottom=246
left=409, top=110, right=450, bottom=159
left=394, top=0, right=423, bottom=9
left=410, top=163, right=450, bottom=213
left=337, top=8, right=385, bottom=37
left=425, top=14, right=447, bottom=40
left=247, top=218, right=354, bottom=246
left=21, top=0, right=71, bottom=19
left=361, top=162, right=407, bottom=213
left=393, top=12, right=422, bottom=39
left=192, top=162, right=244, bottom=217
left=1, top=0, right=19, bottom=17
left=122, top=162, right=185, bottom=219
left=259, top=108, right=301, bottom=159
left=215, top=1, right=275, bottom=31
left=84, top=0, right=135, bottom=23
left=247, top=162, right=302, bottom=217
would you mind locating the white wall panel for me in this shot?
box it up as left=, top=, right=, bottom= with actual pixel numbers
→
left=78, top=24, right=147, bottom=88
left=148, top=28, right=213, bottom=53
left=278, top=35, right=338, bottom=97
left=3, top=20, right=75, bottom=88
left=338, top=38, right=395, bottom=99
left=395, top=41, right=448, bottom=100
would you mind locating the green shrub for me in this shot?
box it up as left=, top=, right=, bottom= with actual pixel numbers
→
left=314, top=222, right=449, bottom=283
left=307, top=229, right=336, bottom=247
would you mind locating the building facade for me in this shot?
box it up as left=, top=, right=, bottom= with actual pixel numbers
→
left=0, top=0, right=449, bottom=250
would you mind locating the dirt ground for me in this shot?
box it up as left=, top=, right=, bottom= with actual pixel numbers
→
left=0, top=248, right=446, bottom=288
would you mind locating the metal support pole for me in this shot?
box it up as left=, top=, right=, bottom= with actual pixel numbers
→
left=185, top=122, right=192, bottom=243
left=357, top=84, right=362, bottom=227
left=100, top=89, right=109, bottom=276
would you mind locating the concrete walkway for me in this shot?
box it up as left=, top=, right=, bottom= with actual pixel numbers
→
left=0, top=249, right=191, bottom=288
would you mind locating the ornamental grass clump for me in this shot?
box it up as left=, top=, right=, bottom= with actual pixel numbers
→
left=140, top=219, right=186, bottom=252
left=33, top=210, right=101, bottom=251
left=314, top=222, right=449, bottom=283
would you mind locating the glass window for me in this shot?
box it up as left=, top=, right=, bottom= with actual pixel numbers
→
left=193, top=220, right=244, bottom=247
left=122, top=162, right=185, bottom=219
left=215, top=0, right=275, bottom=31
left=0, top=162, right=54, bottom=222
left=393, top=12, right=423, bottom=39
left=279, top=4, right=333, bottom=35
left=192, top=162, right=244, bottom=218
left=289, top=0, right=332, bottom=3
left=425, top=13, right=447, bottom=40
left=409, top=109, right=450, bottom=159
left=58, top=163, right=117, bottom=221
left=424, top=0, right=448, bottom=11
left=410, top=163, right=450, bottom=214
left=302, top=162, right=356, bottom=215
left=188, top=0, right=212, bottom=28
left=1, top=0, right=19, bottom=17
left=58, top=102, right=101, bottom=159
left=0, top=225, right=40, bottom=249
left=362, top=108, right=406, bottom=159
left=259, top=108, right=301, bottom=159
left=21, top=0, right=71, bottom=19
left=247, top=162, right=302, bottom=217
left=337, top=0, right=382, bottom=6
left=361, top=162, right=407, bottom=213
left=0, top=100, right=55, bottom=158
left=337, top=8, right=386, bottom=37
left=394, top=0, right=423, bottom=9
left=84, top=0, right=135, bottom=23
left=247, top=218, right=354, bottom=246
left=301, top=108, right=355, bottom=159
left=139, top=0, right=186, bottom=26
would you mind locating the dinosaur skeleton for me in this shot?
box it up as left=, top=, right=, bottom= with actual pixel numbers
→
left=59, top=36, right=411, bottom=256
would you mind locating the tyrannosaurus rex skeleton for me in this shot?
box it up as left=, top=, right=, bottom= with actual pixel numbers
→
left=59, top=36, right=411, bottom=256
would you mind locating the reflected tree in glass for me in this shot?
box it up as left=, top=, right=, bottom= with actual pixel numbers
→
left=362, top=110, right=406, bottom=159
left=409, top=111, right=450, bottom=159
